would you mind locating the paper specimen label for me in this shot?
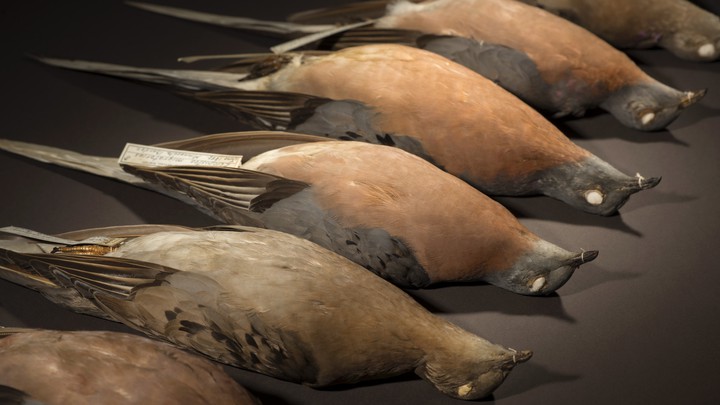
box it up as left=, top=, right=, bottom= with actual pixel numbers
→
left=118, top=143, right=243, bottom=168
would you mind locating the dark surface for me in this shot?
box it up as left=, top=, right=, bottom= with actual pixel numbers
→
left=1, top=1, right=719, bottom=404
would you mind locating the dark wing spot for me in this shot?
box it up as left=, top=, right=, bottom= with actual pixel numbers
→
left=245, top=333, right=259, bottom=348
left=179, top=320, right=206, bottom=335
left=376, top=133, right=396, bottom=146
left=164, top=310, right=177, bottom=321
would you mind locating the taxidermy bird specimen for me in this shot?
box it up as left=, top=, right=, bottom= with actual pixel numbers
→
left=0, top=225, right=532, bottom=400
left=521, top=0, right=720, bottom=62
left=128, top=0, right=706, bottom=130
left=32, top=45, right=661, bottom=216
left=0, top=132, right=599, bottom=293
left=0, top=328, right=260, bottom=405
left=0, top=131, right=599, bottom=294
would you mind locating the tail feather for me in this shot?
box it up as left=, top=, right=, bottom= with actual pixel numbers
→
left=287, top=0, right=395, bottom=24
left=127, top=2, right=332, bottom=36
left=0, top=139, right=204, bottom=209
left=31, top=55, right=247, bottom=92
left=0, top=139, right=138, bottom=184
left=0, top=137, right=309, bottom=225
left=126, top=2, right=382, bottom=54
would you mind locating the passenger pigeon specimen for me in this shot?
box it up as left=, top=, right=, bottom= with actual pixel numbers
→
left=128, top=0, right=705, bottom=130
left=0, top=131, right=598, bottom=294
left=0, top=225, right=532, bottom=400
left=0, top=328, right=260, bottom=405
left=33, top=44, right=661, bottom=216
left=523, top=0, right=720, bottom=61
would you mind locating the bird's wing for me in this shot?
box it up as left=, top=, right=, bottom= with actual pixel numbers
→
left=191, top=90, right=388, bottom=142
left=0, top=249, right=172, bottom=300
left=120, top=165, right=309, bottom=223
left=56, top=224, right=197, bottom=241
left=313, top=27, right=424, bottom=50
left=191, top=89, right=336, bottom=130
left=155, top=131, right=330, bottom=161
left=415, top=35, right=550, bottom=109
left=0, top=246, right=317, bottom=382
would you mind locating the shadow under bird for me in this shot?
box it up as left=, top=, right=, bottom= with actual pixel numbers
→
left=0, top=225, right=533, bottom=400
left=33, top=44, right=661, bottom=216
left=0, top=131, right=598, bottom=294
left=0, top=328, right=260, bottom=405
left=521, top=0, right=720, bottom=62
left=128, top=0, right=706, bottom=131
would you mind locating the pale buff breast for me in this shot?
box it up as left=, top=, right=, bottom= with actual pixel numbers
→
left=243, top=141, right=536, bottom=281
left=265, top=44, right=590, bottom=185
left=377, top=0, right=648, bottom=90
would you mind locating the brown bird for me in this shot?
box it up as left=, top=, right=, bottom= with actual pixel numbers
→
left=522, top=0, right=720, bottom=62
left=0, top=131, right=598, bottom=294
left=0, top=225, right=532, bottom=400
left=0, top=328, right=260, bottom=405
left=128, top=0, right=706, bottom=130
left=34, top=44, right=661, bottom=216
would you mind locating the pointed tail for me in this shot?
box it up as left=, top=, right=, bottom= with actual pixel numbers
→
left=287, top=0, right=394, bottom=24
left=127, top=2, right=333, bottom=37
left=30, top=54, right=247, bottom=93
left=0, top=138, right=139, bottom=185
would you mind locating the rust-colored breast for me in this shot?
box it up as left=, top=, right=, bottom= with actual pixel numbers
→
left=270, top=44, right=591, bottom=191
left=246, top=141, right=537, bottom=282
left=380, top=0, right=648, bottom=91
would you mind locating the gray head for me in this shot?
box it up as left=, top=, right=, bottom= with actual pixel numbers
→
left=659, top=7, right=720, bottom=62
left=418, top=340, right=533, bottom=400
left=601, top=82, right=706, bottom=131
left=538, top=155, right=662, bottom=216
left=484, top=239, right=599, bottom=296
left=663, top=31, right=720, bottom=62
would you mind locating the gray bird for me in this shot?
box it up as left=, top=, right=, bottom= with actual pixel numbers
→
left=32, top=45, right=661, bottom=217
left=0, top=327, right=260, bottom=405
left=0, top=225, right=532, bottom=400
left=0, top=131, right=598, bottom=294
left=522, top=0, right=720, bottom=62
left=128, top=0, right=706, bottom=131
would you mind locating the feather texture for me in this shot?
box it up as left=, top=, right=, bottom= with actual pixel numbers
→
left=0, top=132, right=597, bottom=294
left=0, top=227, right=531, bottom=399
left=0, top=329, right=260, bottom=404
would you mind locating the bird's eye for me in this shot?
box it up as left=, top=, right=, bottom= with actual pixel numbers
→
left=529, top=277, right=546, bottom=293
left=639, top=110, right=656, bottom=126
left=584, top=190, right=604, bottom=206
left=457, top=383, right=473, bottom=398
left=698, top=43, right=716, bottom=59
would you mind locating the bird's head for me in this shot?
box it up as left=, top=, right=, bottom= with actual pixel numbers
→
left=483, top=238, right=598, bottom=296
left=418, top=341, right=532, bottom=400
left=601, top=82, right=706, bottom=131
